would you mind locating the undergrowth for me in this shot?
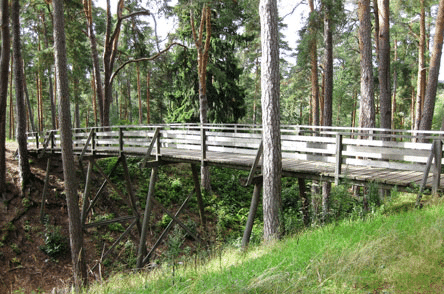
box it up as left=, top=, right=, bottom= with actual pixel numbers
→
left=86, top=193, right=444, bottom=293
left=87, top=158, right=444, bottom=293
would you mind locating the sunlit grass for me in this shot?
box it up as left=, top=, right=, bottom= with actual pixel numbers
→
left=86, top=195, right=444, bottom=293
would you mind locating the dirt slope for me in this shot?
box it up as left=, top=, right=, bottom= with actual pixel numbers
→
left=0, top=142, right=73, bottom=293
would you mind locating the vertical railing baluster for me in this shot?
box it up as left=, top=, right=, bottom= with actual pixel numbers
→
left=201, top=124, right=206, bottom=165
left=119, top=127, right=124, bottom=156
left=156, top=127, right=161, bottom=160
left=335, top=133, right=343, bottom=186
left=92, top=128, right=96, bottom=155
left=432, top=139, right=442, bottom=195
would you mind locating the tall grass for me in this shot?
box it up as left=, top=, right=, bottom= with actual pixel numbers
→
left=86, top=195, right=444, bottom=293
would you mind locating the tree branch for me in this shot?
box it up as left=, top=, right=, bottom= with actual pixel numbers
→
left=281, top=3, right=303, bottom=21
left=109, top=42, right=187, bottom=86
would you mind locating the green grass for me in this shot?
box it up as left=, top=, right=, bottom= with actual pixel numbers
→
left=86, top=194, right=444, bottom=293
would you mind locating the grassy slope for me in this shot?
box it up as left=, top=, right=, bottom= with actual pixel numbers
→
left=87, top=196, right=444, bottom=294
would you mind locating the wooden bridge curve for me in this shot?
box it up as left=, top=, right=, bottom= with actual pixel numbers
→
left=27, top=123, right=444, bottom=192
left=26, top=123, right=444, bottom=269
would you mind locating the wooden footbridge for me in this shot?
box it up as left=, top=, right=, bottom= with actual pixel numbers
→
left=26, top=124, right=444, bottom=269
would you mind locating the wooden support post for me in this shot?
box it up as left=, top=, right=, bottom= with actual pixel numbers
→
left=335, top=133, right=343, bottom=186
left=35, top=132, right=39, bottom=150
left=81, top=160, right=93, bottom=225
left=141, top=127, right=160, bottom=167
left=79, top=129, right=94, bottom=162
left=432, top=140, right=443, bottom=195
left=417, top=141, right=436, bottom=207
left=150, top=196, right=205, bottom=245
left=85, top=157, right=122, bottom=217
left=121, top=154, right=142, bottom=234
left=191, top=164, right=206, bottom=230
left=137, top=167, right=158, bottom=269
left=245, top=140, right=263, bottom=186
left=91, top=219, right=137, bottom=272
left=298, top=178, right=310, bottom=227
left=242, top=179, right=262, bottom=249
left=40, top=157, right=52, bottom=223
left=92, top=160, right=133, bottom=209
left=142, top=190, right=193, bottom=266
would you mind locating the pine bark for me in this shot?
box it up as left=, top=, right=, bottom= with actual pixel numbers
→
left=260, top=0, right=282, bottom=240
left=0, top=0, right=10, bottom=196
left=53, top=0, right=86, bottom=289
left=146, top=71, right=151, bottom=124
left=191, top=5, right=212, bottom=191
left=322, top=0, right=333, bottom=222
left=378, top=0, right=391, bottom=131
left=309, top=0, right=319, bottom=127
left=83, top=0, right=104, bottom=126
left=421, top=0, right=444, bottom=131
left=12, top=0, right=32, bottom=190
left=414, top=0, right=426, bottom=131
left=358, top=0, right=375, bottom=129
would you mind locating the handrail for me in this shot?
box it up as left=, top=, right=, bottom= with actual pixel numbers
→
left=26, top=124, right=444, bottom=192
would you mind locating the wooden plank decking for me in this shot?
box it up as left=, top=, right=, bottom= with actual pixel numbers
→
left=27, top=124, right=444, bottom=192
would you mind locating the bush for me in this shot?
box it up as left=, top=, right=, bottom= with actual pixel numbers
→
left=40, top=225, right=69, bottom=258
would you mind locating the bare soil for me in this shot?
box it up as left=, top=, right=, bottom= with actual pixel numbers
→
left=0, top=142, right=209, bottom=293
left=0, top=142, right=75, bottom=293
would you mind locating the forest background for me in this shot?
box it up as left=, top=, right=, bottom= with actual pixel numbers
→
left=3, top=0, right=444, bottom=137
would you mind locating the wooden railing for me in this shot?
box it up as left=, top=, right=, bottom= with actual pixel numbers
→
left=27, top=124, right=444, bottom=192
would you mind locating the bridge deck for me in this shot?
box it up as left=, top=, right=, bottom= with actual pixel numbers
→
left=27, top=124, right=444, bottom=192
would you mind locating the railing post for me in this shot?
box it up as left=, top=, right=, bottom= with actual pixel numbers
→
left=119, top=127, right=124, bottom=156
left=156, top=127, right=161, bottom=160
left=50, top=131, right=55, bottom=153
left=201, top=124, right=206, bottom=166
left=432, top=139, right=442, bottom=195
left=335, top=133, right=343, bottom=186
left=91, top=129, right=96, bottom=155
left=36, top=132, right=39, bottom=150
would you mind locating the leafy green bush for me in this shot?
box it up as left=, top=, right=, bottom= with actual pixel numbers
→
left=39, top=225, right=69, bottom=258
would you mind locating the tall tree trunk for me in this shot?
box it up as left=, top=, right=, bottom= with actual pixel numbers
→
left=358, top=0, right=375, bottom=129
left=253, top=57, right=260, bottom=125
left=12, top=0, right=32, bottom=191
left=0, top=0, right=10, bottom=196
left=22, top=62, right=36, bottom=133
left=309, top=0, right=319, bottom=127
left=36, top=73, right=41, bottom=131
left=41, top=11, right=57, bottom=130
left=322, top=0, right=333, bottom=223
left=9, top=57, right=14, bottom=140
left=378, top=0, right=391, bottom=131
left=146, top=71, right=151, bottom=124
left=127, top=73, right=132, bottom=123
left=74, top=76, right=81, bottom=129
left=392, top=38, right=398, bottom=130
left=191, top=5, right=212, bottom=191
left=83, top=0, right=105, bottom=126
left=101, top=0, right=149, bottom=127
left=137, top=64, right=142, bottom=124
left=414, top=0, right=427, bottom=132
left=260, top=0, right=282, bottom=241
left=421, top=0, right=444, bottom=131
left=53, top=0, right=86, bottom=289
left=91, top=70, right=98, bottom=126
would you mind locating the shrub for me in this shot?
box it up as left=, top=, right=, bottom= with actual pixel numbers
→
left=39, top=225, right=69, bottom=258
